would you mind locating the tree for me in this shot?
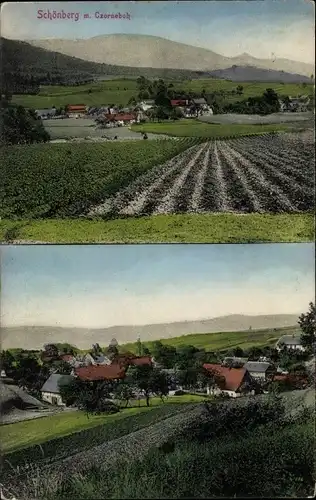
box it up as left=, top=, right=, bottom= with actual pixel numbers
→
left=152, top=341, right=177, bottom=368
left=262, top=88, right=280, bottom=113
left=236, top=85, right=244, bottom=95
left=51, top=359, right=73, bottom=375
left=114, top=379, right=134, bottom=408
left=298, top=302, right=315, bottom=351
left=1, top=103, right=50, bottom=145
left=0, top=350, right=15, bottom=374
left=128, top=365, right=170, bottom=406
left=12, top=353, right=42, bottom=390
left=58, top=377, right=83, bottom=406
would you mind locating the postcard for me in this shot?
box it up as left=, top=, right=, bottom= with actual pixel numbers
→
left=0, top=0, right=315, bottom=243
left=0, top=242, right=315, bottom=498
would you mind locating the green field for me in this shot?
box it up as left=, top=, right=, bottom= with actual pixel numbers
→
left=0, top=138, right=199, bottom=218
left=121, top=326, right=300, bottom=353
left=11, top=79, right=313, bottom=109
left=1, top=395, right=205, bottom=453
left=132, top=120, right=292, bottom=137
left=0, top=213, right=313, bottom=243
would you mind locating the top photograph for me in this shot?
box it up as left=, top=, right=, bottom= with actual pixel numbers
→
left=0, top=0, right=314, bottom=244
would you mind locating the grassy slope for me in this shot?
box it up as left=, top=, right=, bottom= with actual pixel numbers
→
left=132, top=119, right=292, bottom=137
left=121, top=326, right=300, bottom=353
left=0, top=213, right=313, bottom=243
left=11, top=79, right=313, bottom=108
left=1, top=395, right=205, bottom=453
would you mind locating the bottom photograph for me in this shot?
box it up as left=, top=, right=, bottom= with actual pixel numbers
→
left=1, top=243, right=315, bottom=499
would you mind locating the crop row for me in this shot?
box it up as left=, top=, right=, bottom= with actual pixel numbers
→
left=0, top=138, right=203, bottom=218
left=4, top=404, right=206, bottom=497
left=89, top=131, right=314, bottom=216
left=1, top=402, right=196, bottom=477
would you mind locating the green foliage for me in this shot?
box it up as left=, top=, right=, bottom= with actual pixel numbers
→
left=50, top=403, right=314, bottom=499
left=0, top=138, right=198, bottom=218
left=299, top=302, right=316, bottom=350
left=2, top=403, right=195, bottom=476
left=0, top=103, right=50, bottom=145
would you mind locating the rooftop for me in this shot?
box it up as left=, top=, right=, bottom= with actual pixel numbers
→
left=203, top=363, right=246, bottom=392
left=244, top=361, right=272, bottom=373
left=75, top=364, right=126, bottom=381
left=41, top=374, right=74, bottom=394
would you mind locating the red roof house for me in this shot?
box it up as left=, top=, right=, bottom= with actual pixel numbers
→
left=170, top=99, right=188, bottom=107
left=203, top=363, right=253, bottom=397
left=67, top=104, right=86, bottom=113
left=74, top=364, right=126, bottom=381
left=129, top=356, right=152, bottom=366
left=113, top=113, right=136, bottom=122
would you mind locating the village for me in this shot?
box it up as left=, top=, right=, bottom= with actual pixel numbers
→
left=1, top=325, right=314, bottom=423
left=34, top=93, right=311, bottom=127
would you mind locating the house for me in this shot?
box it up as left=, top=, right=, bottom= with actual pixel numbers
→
left=93, top=354, right=112, bottom=365
left=203, top=363, right=255, bottom=398
left=74, top=364, right=126, bottom=382
left=41, top=373, right=74, bottom=406
left=35, top=108, right=57, bottom=120
left=113, top=113, right=137, bottom=125
left=129, top=356, right=152, bottom=367
left=135, top=100, right=156, bottom=112
left=275, top=334, right=306, bottom=352
left=67, top=104, right=87, bottom=117
left=1, top=380, right=47, bottom=414
left=279, top=95, right=311, bottom=112
left=170, top=99, right=189, bottom=107
left=243, top=361, right=275, bottom=382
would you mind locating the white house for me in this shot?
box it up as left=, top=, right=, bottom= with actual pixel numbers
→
left=136, top=100, right=156, bottom=112
left=41, top=373, right=74, bottom=406
left=275, top=334, right=306, bottom=352
left=243, top=361, right=275, bottom=382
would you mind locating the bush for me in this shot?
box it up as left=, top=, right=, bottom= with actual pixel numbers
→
left=181, top=396, right=285, bottom=443
left=52, top=417, right=314, bottom=499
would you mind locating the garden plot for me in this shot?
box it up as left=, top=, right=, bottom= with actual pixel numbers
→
left=88, top=131, right=314, bottom=217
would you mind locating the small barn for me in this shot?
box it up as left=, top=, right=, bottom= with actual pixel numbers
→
left=41, top=374, right=74, bottom=406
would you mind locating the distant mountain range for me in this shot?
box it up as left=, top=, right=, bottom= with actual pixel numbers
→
left=1, top=314, right=299, bottom=350
left=0, top=37, right=209, bottom=80
left=208, top=65, right=313, bottom=83
left=2, top=36, right=313, bottom=84
left=26, top=34, right=314, bottom=77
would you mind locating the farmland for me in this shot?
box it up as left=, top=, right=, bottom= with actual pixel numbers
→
left=120, top=326, right=300, bottom=353
left=88, top=130, right=314, bottom=217
left=11, top=78, right=314, bottom=109
left=1, top=131, right=313, bottom=220
left=0, top=138, right=200, bottom=218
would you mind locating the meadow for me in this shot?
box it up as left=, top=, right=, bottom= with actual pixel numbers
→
left=3, top=394, right=314, bottom=499
left=121, top=326, right=300, bottom=353
left=1, top=396, right=205, bottom=454
left=11, top=78, right=314, bottom=109
left=0, top=213, right=313, bottom=243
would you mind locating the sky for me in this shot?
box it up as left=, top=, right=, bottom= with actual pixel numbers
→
left=1, top=243, right=314, bottom=328
left=0, top=0, right=314, bottom=63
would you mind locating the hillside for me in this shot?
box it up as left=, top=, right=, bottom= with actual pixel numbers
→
left=1, top=314, right=299, bottom=349
left=209, top=65, right=313, bottom=83
left=0, top=37, right=211, bottom=81
left=26, top=34, right=314, bottom=77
